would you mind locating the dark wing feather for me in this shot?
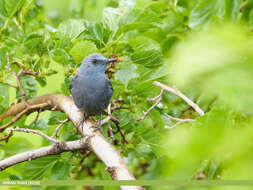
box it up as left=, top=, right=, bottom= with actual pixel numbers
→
left=105, top=77, right=113, bottom=99
left=70, top=75, right=84, bottom=109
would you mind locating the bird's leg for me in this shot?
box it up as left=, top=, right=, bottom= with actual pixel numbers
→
left=90, top=113, right=103, bottom=132
left=79, top=114, right=85, bottom=133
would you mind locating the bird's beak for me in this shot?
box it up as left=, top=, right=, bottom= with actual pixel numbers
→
left=107, top=58, right=118, bottom=64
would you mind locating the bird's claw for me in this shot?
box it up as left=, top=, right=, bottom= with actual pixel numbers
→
left=91, top=124, right=101, bottom=132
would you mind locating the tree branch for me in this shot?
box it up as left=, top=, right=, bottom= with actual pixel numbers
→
left=136, top=89, right=164, bottom=121
left=6, top=53, right=29, bottom=106
left=0, top=103, right=50, bottom=132
left=0, top=82, right=17, bottom=89
left=0, top=139, right=88, bottom=171
left=163, top=113, right=195, bottom=129
left=154, top=81, right=205, bottom=116
left=0, top=94, right=141, bottom=190
left=9, top=128, right=60, bottom=144
left=51, top=119, right=69, bottom=138
left=163, top=113, right=195, bottom=122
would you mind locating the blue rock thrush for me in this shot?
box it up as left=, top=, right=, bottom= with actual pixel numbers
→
left=70, top=53, right=117, bottom=124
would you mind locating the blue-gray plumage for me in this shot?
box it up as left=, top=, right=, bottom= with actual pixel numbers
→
left=70, top=53, right=116, bottom=118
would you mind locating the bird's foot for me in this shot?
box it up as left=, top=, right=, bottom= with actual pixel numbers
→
left=90, top=122, right=102, bottom=132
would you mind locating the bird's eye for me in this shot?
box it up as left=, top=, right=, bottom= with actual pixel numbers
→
left=93, top=59, right=97, bottom=64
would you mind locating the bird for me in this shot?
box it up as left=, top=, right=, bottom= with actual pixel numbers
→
left=70, top=53, right=117, bottom=125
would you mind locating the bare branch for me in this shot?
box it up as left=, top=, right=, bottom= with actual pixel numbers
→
left=101, top=116, right=111, bottom=126
left=51, top=119, right=69, bottom=138
left=22, top=70, right=39, bottom=76
left=0, top=94, right=141, bottom=189
left=0, top=130, right=13, bottom=143
left=0, top=139, right=88, bottom=171
left=110, top=116, right=128, bottom=144
left=163, top=113, right=195, bottom=122
left=107, top=123, right=114, bottom=142
left=9, top=128, right=60, bottom=144
left=136, top=89, right=164, bottom=121
left=164, top=113, right=195, bottom=129
left=1, top=82, right=17, bottom=89
left=0, top=102, right=50, bottom=132
left=33, top=109, right=41, bottom=125
left=6, top=53, right=29, bottom=106
left=154, top=81, right=204, bottom=116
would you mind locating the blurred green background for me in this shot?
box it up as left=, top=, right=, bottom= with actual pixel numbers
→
left=1, top=0, right=253, bottom=190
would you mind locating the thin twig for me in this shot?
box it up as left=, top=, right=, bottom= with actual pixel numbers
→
left=103, top=104, right=127, bottom=144
left=33, top=109, right=41, bottom=125
left=163, top=113, right=195, bottom=122
left=110, top=116, right=128, bottom=144
left=1, top=82, right=17, bottom=88
left=100, top=116, right=111, bottom=126
left=22, top=70, right=39, bottom=76
left=0, top=130, right=13, bottom=143
left=154, top=81, right=204, bottom=116
left=107, top=123, right=114, bottom=142
left=51, top=119, right=69, bottom=138
left=136, top=89, right=164, bottom=121
left=0, top=103, right=50, bottom=132
left=163, top=113, right=195, bottom=129
left=9, top=128, right=59, bottom=144
left=6, top=53, right=29, bottom=106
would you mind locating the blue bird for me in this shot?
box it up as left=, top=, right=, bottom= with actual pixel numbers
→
left=70, top=53, right=117, bottom=122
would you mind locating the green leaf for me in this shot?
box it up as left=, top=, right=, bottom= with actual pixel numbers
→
left=17, top=75, right=37, bottom=100
left=0, top=83, right=8, bottom=114
left=0, top=47, right=8, bottom=69
left=69, top=41, right=98, bottom=63
left=24, top=155, right=59, bottom=180
left=128, top=36, right=163, bottom=68
left=49, top=48, right=70, bottom=65
left=132, top=50, right=162, bottom=68
left=24, top=34, right=46, bottom=55
left=118, top=8, right=143, bottom=26
left=4, top=0, right=24, bottom=17
left=0, top=0, right=8, bottom=17
left=57, top=19, right=85, bottom=40
left=225, top=0, right=242, bottom=20
left=189, top=0, right=225, bottom=30
left=118, top=8, right=160, bottom=33
left=1, top=137, right=33, bottom=157
left=36, top=76, right=47, bottom=87
left=51, top=161, right=71, bottom=179
left=115, top=62, right=139, bottom=88
left=249, top=10, right=253, bottom=30
left=82, top=21, right=111, bottom=48
left=102, top=7, right=120, bottom=31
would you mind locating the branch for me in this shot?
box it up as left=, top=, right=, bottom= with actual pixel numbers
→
left=103, top=104, right=128, bottom=144
left=0, top=139, right=88, bottom=171
left=163, top=113, right=195, bottom=129
left=51, top=119, right=69, bottom=138
left=154, top=81, right=205, bottom=116
left=0, top=103, right=50, bottom=132
left=0, top=130, right=13, bottom=143
left=9, top=128, right=60, bottom=144
left=163, top=113, right=195, bottom=122
left=0, top=94, right=141, bottom=190
left=0, top=82, right=17, bottom=89
left=136, top=89, right=164, bottom=121
left=5, top=53, right=39, bottom=106
left=33, top=109, right=41, bottom=125
left=6, top=53, right=29, bottom=106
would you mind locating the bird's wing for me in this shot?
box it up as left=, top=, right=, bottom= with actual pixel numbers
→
left=70, top=75, right=84, bottom=109
left=105, top=77, right=113, bottom=99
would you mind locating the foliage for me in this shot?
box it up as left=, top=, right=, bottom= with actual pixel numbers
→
left=0, top=0, right=253, bottom=190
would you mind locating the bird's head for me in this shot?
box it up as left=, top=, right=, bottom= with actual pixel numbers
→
left=78, top=53, right=117, bottom=73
